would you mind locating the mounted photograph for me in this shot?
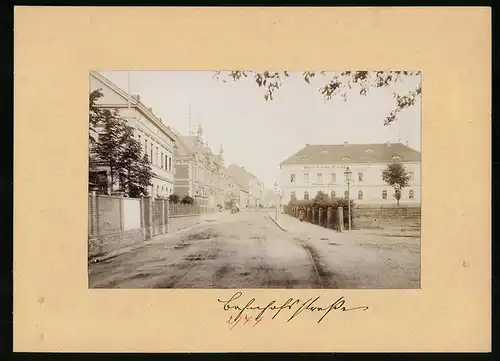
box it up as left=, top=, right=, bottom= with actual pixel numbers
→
left=88, top=70, right=421, bottom=289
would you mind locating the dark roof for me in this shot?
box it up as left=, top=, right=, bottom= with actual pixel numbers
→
left=280, top=142, right=421, bottom=165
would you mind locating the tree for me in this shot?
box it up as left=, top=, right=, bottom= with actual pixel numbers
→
left=169, top=194, right=180, bottom=204
left=91, top=108, right=128, bottom=192
left=213, top=71, right=421, bottom=125
left=181, top=195, right=195, bottom=205
left=381, top=162, right=410, bottom=207
left=89, top=91, right=154, bottom=196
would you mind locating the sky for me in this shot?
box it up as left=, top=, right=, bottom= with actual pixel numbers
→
left=98, top=71, right=421, bottom=189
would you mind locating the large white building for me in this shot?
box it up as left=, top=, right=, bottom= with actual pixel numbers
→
left=89, top=71, right=177, bottom=197
left=279, top=142, right=421, bottom=206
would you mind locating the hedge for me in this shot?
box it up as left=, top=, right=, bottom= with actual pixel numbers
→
left=284, top=197, right=355, bottom=228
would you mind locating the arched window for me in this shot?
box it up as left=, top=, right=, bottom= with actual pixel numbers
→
left=331, top=191, right=336, bottom=200
left=344, top=190, right=349, bottom=198
left=304, top=191, right=309, bottom=200
left=358, top=190, right=363, bottom=200
left=382, top=190, right=387, bottom=200
left=409, top=189, right=414, bottom=200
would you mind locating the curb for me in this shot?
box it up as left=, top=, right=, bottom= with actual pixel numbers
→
left=267, top=214, right=288, bottom=232
left=89, top=244, right=144, bottom=264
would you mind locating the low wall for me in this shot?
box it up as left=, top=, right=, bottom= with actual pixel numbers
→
left=169, top=214, right=201, bottom=232
left=88, top=228, right=144, bottom=258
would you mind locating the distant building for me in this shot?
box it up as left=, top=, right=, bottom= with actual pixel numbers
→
left=172, top=125, right=225, bottom=209
left=223, top=174, right=249, bottom=209
left=89, top=71, right=176, bottom=197
left=279, top=142, right=421, bottom=206
left=225, top=164, right=264, bottom=208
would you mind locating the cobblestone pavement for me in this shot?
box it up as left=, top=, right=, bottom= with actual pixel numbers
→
left=88, top=211, right=420, bottom=289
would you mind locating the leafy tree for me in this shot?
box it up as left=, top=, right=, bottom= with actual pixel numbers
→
left=169, top=193, right=180, bottom=204
left=181, top=195, right=195, bottom=205
left=89, top=91, right=154, bottom=196
left=213, top=71, right=421, bottom=125
left=381, top=162, right=410, bottom=207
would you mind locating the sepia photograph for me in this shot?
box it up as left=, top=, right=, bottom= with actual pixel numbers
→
left=87, top=70, right=422, bottom=289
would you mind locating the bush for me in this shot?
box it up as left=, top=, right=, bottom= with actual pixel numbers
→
left=287, top=197, right=355, bottom=228
left=169, top=194, right=180, bottom=204
left=181, top=195, right=195, bottom=205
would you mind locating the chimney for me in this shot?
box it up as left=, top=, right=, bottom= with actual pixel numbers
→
left=344, top=141, right=348, bottom=146
left=387, top=141, right=391, bottom=147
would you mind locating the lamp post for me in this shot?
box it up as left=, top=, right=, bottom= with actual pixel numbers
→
left=344, top=166, right=352, bottom=231
left=273, top=182, right=279, bottom=221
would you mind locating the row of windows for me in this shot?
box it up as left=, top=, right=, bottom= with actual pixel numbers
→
left=290, top=171, right=415, bottom=184
left=154, top=185, right=172, bottom=197
left=293, top=189, right=415, bottom=201
left=138, top=134, right=173, bottom=172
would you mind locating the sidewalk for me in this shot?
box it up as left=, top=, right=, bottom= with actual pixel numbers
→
left=268, top=213, right=350, bottom=242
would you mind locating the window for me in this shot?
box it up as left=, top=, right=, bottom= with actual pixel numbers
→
left=138, top=135, right=141, bottom=151
left=382, top=190, right=387, bottom=200
left=161, top=186, right=164, bottom=195
left=409, top=189, right=414, bottom=200
left=161, top=152, right=164, bottom=168
left=320, top=149, right=328, bottom=155
left=165, top=155, right=168, bottom=170
left=358, top=172, right=364, bottom=182
left=169, top=157, right=172, bottom=172
left=304, top=191, right=309, bottom=200
left=156, top=185, right=159, bottom=197
left=156, top=147, right=159, bottom=165
left=145, top=140, right=148, bottom=157
left=290, top=173, right=296, bottom=183
left=150, top=146, right=153, bottom=163
left=317, top=173, right=323, bottom=183
left=303, top=173, right=309, bottom=183
left=331, top=191, right=336, bottom=200
left=344, top=191, right=349, bottom=198
left=330, top=173, right=336, bottom=183
left=358, top=190, right=363, bottom=200
left=409, top=172, right=415, bottom=181
left=290, top=191, right=296, bottom=200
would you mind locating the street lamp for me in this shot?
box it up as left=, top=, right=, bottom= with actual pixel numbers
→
left=344, top=166, right=352, bottom=231
left=273, top=182, right=280, bottom=220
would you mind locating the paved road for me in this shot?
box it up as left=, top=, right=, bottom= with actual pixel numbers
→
left=88, top=211, right=420, bottom=289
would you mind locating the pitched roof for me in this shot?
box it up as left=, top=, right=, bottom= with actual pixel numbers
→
left=280, top=142, right=421, bottom=165
left=89, top=71, right=177, bottom=141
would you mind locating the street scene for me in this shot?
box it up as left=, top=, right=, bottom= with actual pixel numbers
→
left=88, top=71, right=422, bottom=289
left=89, top=210, right=420, bottom=289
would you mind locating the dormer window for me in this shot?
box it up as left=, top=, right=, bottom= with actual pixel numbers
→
left=341, top=156, right=351, bottom=161
left=364, top=148, right=374, bottom=153
left=392, top=155, right=402, bottom=161
left=320, top=149, right=329, bottom=155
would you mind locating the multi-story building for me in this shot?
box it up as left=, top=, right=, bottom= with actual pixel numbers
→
left=279, top=142, right=421, bottom=206
left=225, top=164, right=264, bottom=208
left=172, top=125, right=225, bottom=209
left=89, top=71, right=176, bottom=197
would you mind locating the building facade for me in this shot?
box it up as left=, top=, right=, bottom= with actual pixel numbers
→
left=172, top=125, right=225, bottom=209
left=89, top=71, right=177, bottom=197
left=223, top=175, right=249, bottom=209
left=279, top=142, right=421, bottom=206
left=225, top=164, right=264, bottom=208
